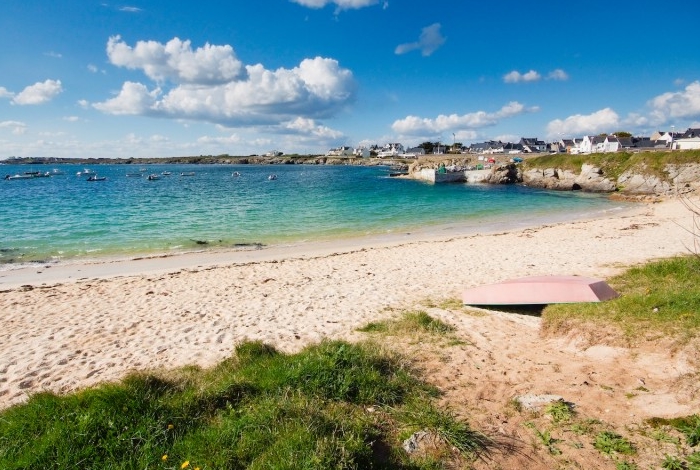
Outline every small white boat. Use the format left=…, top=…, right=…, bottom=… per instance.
left=147, top=174, right=160, bottom=181
left=5, top=173, right=35, bottom=180
left=161, top=171, right=172, bottom=176
left=126, top=172, right=142, bottom=177
left=50, top=168, right=65, bottom=175
left=87, top=175, right=107, bottom=181
left=268, top=174, right=277, bottom=180
left=232, top=171, right=241, bottom=177
left=180, top=171, right=195, bottom=176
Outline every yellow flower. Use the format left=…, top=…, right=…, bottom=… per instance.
left=181, top=461, right=190, bottom=469
left=162, top=454, right=168, bottom=461
left=168, top=424, right=174, bottom=430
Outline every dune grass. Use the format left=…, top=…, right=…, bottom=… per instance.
left=0, top=338, right=490, bottom=469
left=541, top=256, right=700, bottom=343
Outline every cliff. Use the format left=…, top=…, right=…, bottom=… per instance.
left=407, top=151, right=700, bottom=198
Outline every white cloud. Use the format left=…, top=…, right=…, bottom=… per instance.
left=391, top=101, right=538, bottom=135
left=44, top=51, right=63, bottom=58
left=12, top=79, right=63, bottom=105
left=283, top=117, right=343, bottom=138
left=197, top=134, right=242, bottom=145
left=0, top=120, right=27, bottom=135
left=648, top=80, right=700, bottom=121
left=119, top=6, right=142, bottom=12
left=106, top=35, right=246, bottom=85
left=547, top=69, right=569, bottom=81
left=0, top=87, right=13, bottom=99
left=546, top=108, right=620, bottom=137
left=503, top=70, right=541, bottom=83
left=63, top=116, right=80, bottom=122
left=290, top=0, right=378, bottom=9
left=95, top=37, right=356, bottom=126
left=395, top=23, right=446, bottom=57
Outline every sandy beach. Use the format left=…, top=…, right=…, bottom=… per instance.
left=1, top=196, right=698, bottom=418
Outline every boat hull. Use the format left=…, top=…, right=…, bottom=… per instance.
left=462, top=275, right=619, bottom=305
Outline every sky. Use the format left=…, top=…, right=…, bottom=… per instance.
left=1, top=0, right=700, bottom=159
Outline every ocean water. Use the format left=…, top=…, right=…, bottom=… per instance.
left=1, top=163, right=626, bottom=268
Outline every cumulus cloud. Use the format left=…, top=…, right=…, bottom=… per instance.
left=0, top=87, right=13, bottom=99
left=392, top=101, right=538, bottom=135
left=503, top=70, right=541, bottom=83
left=94, top=81, right=161, bottom=115
left=106, top=36, right=246, bottom=85
left=546, top=108, right=620, bottom=137
left=395, top=23, right=446, bottom=57
left=290, top=0, right=378, bottom=9
left=283, top=117, right=343, bottom=138
left=504, top=68, right=568, bottom=83
left=648, top=80, right=700, bottom=121
left=12, top=79, right=63, bottom=105
left=0, top=120, right=27, bottom=135
left=94, top=37, right=356, bottom=127
left=547, top=69, right=569, bottom=81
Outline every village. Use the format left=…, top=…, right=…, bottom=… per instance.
left=325, top=127, right=700, bottom=158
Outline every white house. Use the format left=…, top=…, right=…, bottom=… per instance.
left=377, top=143, right=405, bottom=157
left=353, top=147, right=371, bottom=158
left=326, top=146, right=354, bottom=157
left=674, top=137, right=700, bottom=150
left=579, top=135, right=606, bottom=154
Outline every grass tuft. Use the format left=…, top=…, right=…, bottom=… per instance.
left=542, top=256, right=700, bottom=343
left=593, top=431, right=636, bottom=456
left=0, top=339, right=486, bottom=469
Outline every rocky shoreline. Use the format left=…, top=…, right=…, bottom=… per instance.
left=406, top=153, right=700, bottom=198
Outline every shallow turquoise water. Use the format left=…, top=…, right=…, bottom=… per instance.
left=0, top=163, right=625, bottom=267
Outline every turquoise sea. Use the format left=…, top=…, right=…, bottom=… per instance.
left=1, top=163, right=627, bottom=268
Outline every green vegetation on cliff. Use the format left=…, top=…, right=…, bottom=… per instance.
left=524, top=150, right=700, bottom=182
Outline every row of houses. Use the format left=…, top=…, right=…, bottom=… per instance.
left=325, top=128, right=700, bottom=159
left=469, top=128, right=700, bottom=155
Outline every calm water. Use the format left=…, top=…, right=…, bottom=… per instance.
left=1, top=163, right=626, bottom=268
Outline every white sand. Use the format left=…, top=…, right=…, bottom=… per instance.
left=1, top=197, right=697, bottom=410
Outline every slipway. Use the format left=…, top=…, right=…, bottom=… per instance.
left=462, top=275, right=619, bottom=305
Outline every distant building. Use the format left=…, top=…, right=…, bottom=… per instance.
left=519, top=137, right=547, bottom=153
left=377, top=143, right=405, bottom=157
left=326, top=146, right=354, bottom=157
left=674, top=137, right=700, bottom=150
left=405, top=146, right=426, bottom=156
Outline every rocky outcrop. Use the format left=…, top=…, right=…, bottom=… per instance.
left=482, top=163, right=522, bottom=184
left=522, top=164, right=616, bottom=192
left=523, top=163, right=700, bottom=196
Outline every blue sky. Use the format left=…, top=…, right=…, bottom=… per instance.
left=1, top=0, right=699, bottom=159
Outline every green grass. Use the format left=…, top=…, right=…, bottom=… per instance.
left=593, top=431, right=636, bottom=456
left=542, top=256, right=700, bottom=342
left=647, top=415, right=700, bottom=447
left=523, top=149, right=700, bottom=183
left=0, top=339, right=490, bottom=469
left=357, top=310, right=456, bottom=336
left=544, top=400, right=576, bottom=424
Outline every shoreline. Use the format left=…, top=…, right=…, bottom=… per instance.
left=0, top=198, right=634, bottom=290
left=0, top=196, right=697, bottom=410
